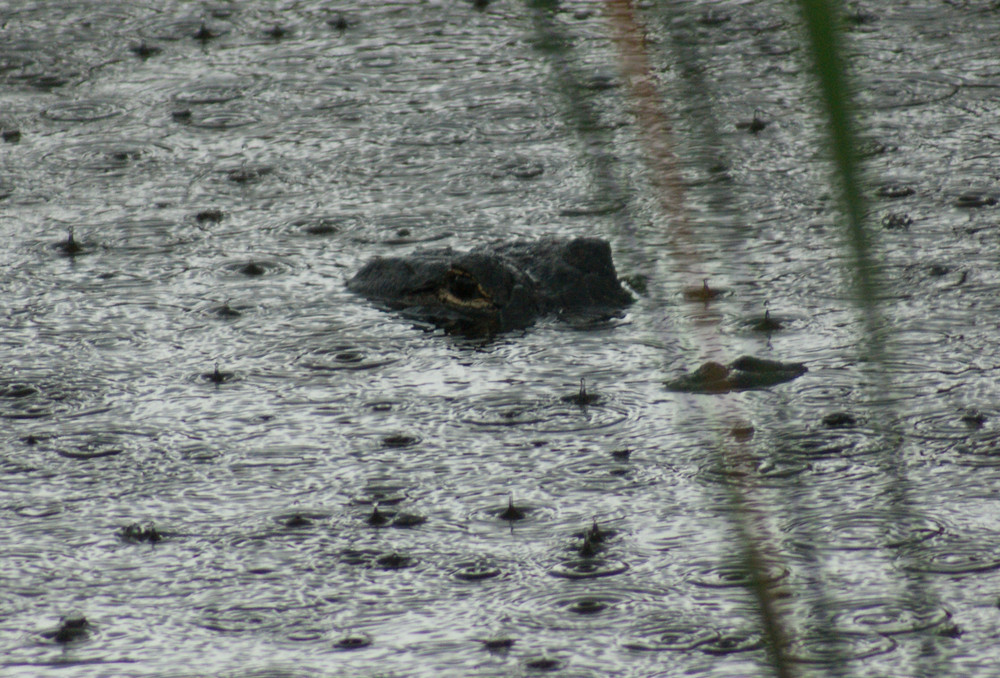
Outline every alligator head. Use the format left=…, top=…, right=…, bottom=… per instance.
left=347, top=237, right=632, bottom=336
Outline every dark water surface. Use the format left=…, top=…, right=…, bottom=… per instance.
left=3, top=0, right=1000, bottom=676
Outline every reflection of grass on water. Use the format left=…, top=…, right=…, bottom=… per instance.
left=528, top=0, right=936, bottom=675
left=797, top=0, right=883, bottom=356
left=790, top=6, right=944, bottom=678
left=784, top=2, right=921, bottom=674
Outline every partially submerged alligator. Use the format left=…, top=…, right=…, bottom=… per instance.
left=347, top=236, right=633, bottom=335
left=666, top=356, right=807, bottom=394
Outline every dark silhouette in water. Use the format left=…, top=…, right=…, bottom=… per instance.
left=500, top=495, right=526, bottom=521
left=348, top=237, right=633, bottom=336
left=204, top=362, right=235, bottom=384
left=336, top=634, right=371, bottom=650
left=481, top=637, right=515, bottom=652
left=563, top=377, right=600, bottom=406
left=194, top=22, right=218, bottom=43
left=44, top=615, right=90, bottom=644
left=120, top=522, right=161, bottom=544
left=666, top=356, right=807, bottom=394
left=55, top=228, right=84, bottom=257
left=752, top=309, right=784, bottom=332
left=239, top=260, right=267, bottom=276
left=683, top=278, right=725, bottom=302
left=284, top=513, right=312, bottom=528
left=327, top=14, right=350, bottom=31
left=129, top=41, right=161, bottom=59
left=367, top=505, right=389, bottom=526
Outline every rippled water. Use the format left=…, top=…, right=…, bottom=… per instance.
left=3, top=0, right=1000, bottom=676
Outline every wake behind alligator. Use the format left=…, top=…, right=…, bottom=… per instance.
left=347, top=236, right=634, bottom=336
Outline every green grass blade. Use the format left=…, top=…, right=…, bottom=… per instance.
left=795, top=0, right=882, bottom=350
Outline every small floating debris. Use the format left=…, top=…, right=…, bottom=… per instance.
left=213, top=300, right=242, bottom=318
left=32, top=74, right=70, bottom=90
left=683, top=279, right=724, bottom=302
left=481, top=637, right=515, bottom=651
left=960, top=409, right=987, bottom=429
left=736, top=110, right=768, bottom=134
left=366, top=505, right=390, bottom=527
left=264, top=24, right=288, bottom=39
left=381, top=434, right=418, bottom=448
left=954, top=191, right=998, bottom=208
left=666, top=356, right=807, bottom=394
left=586, top=520, right=606, bottom=544
left=120, top=522, right=161, bottom=544
left=569, top=597, right=609, bottom=614
left=578, top=532, right=600, bottom=558
left=524, top=655, right=561, bottom=671
left=193, top=22, right=219, bottom=42
left=335, top=633, right=371, bottom=650
left=610, top=447, right=631, bottom=460
left=129, top=41, right=161, bottom=59
left=295, top=217, right=340, bottom=236
left=575, top=520, right=615, bottom=558
left=54, top=228, right=84, bottom=257
left=390, top=512, right=427, bottom=528
left=2, top=382, right=36, bottom=398
left=375, top=551, right=412, bottom=570
left=284, top=513, right=312, bottom=528
left=730, top=424, right=755, bottom=441
left=822, top=412, right=857, bottom=428
left=876, top=183, right=915, bottom=199
left=751, top=309, right=783, bottom=332
left=203, top=362, right=235, bottom=384
left=499, top=495, right=526, bottom=521
left=881, top=212, right=912, bottom=230
left=239, top=260, right=267, bottom=276
left=2, top=128, right=21, bottom=143
left=227, top=166, right=271, bottom=184
left=327, top=14, right=350, bottom=31
left=562, top=378, right=599, bottom=406
left=195, top=208, right=224, bottom=223
left=454, top=562, right=501, bottom=581
left=43, top=615, right=90, bottom=644
left=937, top=622, right=963, bottom=638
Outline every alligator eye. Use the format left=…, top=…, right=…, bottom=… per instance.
left=447, top=271, right=482, bottom=300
